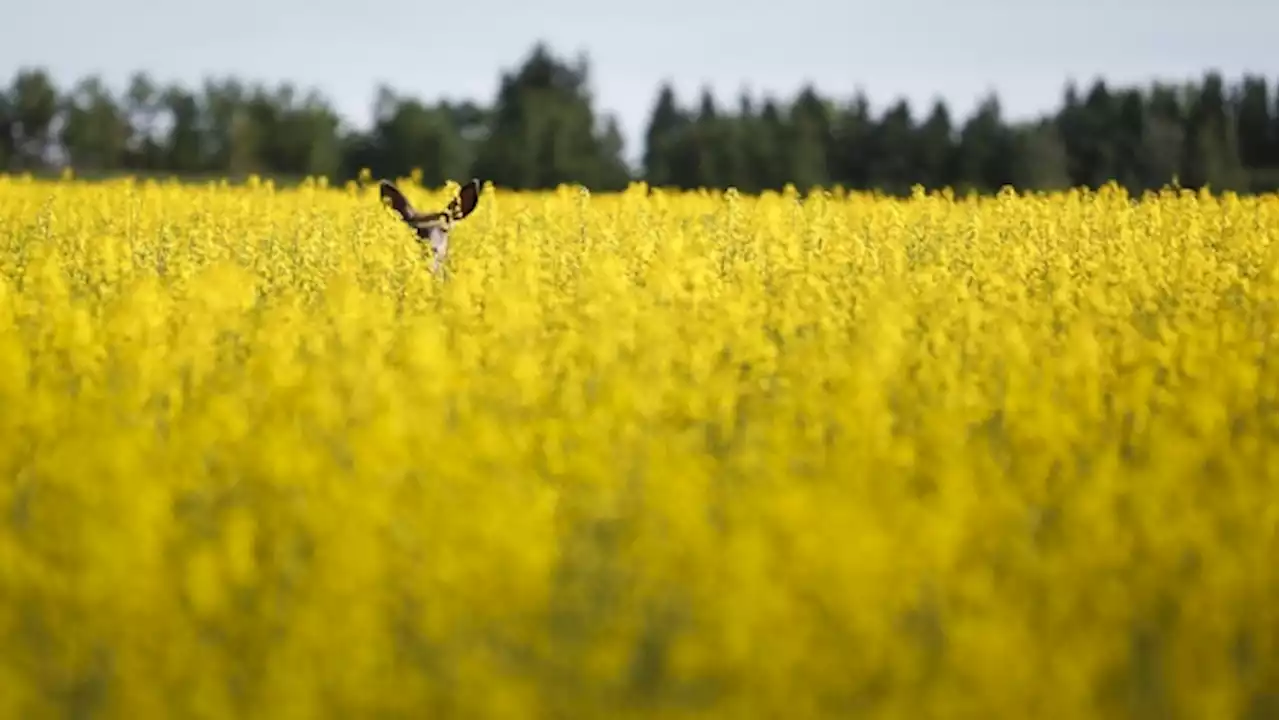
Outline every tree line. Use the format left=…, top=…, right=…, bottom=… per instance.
left=2, top=43, right=1276, bottom=194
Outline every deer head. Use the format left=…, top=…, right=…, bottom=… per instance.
left=378, top=178, right=481, bottom=273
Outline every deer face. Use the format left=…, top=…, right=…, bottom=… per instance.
left=378, top=178, right=481, bottom=273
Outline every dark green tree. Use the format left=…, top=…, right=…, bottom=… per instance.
left=1181, top=71, right=1248, bottom=191
left=953, top=94, right=1015, bottom=192
left=744, top=96, right=788, bottom=191
left=199, top=78, right=247, bottom=174
left=472, top=43, right=630, bottom=190
left=868, top=98, right=916, bottom=194
left=162, top=83, right=203, bottom=173
left=914, top=99, right=955, bottom=190
left=351, top=85, right=471, bottom=185
left=786, top=85, right=832, bottom=191
left=1112, top=89, right=1145, bottom=191
left=122, top=72, right=164, bottom=172
left=1138, top=82, right=1186, bottom=190
left=1, top=50, right=1273, bottom=195
left=60, top=76, right=128, bottom=172
left=829, top=91, right=873, bottom=189
left=1010, top=120, right=1070, bottom=190
left=642, top=82, right=686, bottom=187
left=8, top=68, right=59, bottom=170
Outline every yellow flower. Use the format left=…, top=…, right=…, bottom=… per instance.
left=0, top=174, right=1273, bottom=719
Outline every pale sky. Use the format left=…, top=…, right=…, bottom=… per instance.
left=2, top=0, right=1276, bottom=167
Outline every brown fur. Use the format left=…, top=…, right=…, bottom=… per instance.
left=378, top=179, right=482, bottom=274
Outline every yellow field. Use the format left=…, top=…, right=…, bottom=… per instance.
left=0, top=174, right=1275, bottom=720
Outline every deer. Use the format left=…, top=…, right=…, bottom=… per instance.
left=378, top=178, right=482, bottom=275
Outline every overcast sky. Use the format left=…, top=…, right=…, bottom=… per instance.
left=2, top=0, right=1276, bottom=167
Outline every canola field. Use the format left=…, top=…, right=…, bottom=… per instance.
left=0, top=174, right=1275, bottom=720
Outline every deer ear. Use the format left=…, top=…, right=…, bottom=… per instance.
left=448, top=179, right=481, bottom=221
left=379, top=180, right=417, bottom=223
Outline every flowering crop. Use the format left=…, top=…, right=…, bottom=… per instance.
left=0, top=174, right=1275, bottom=719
